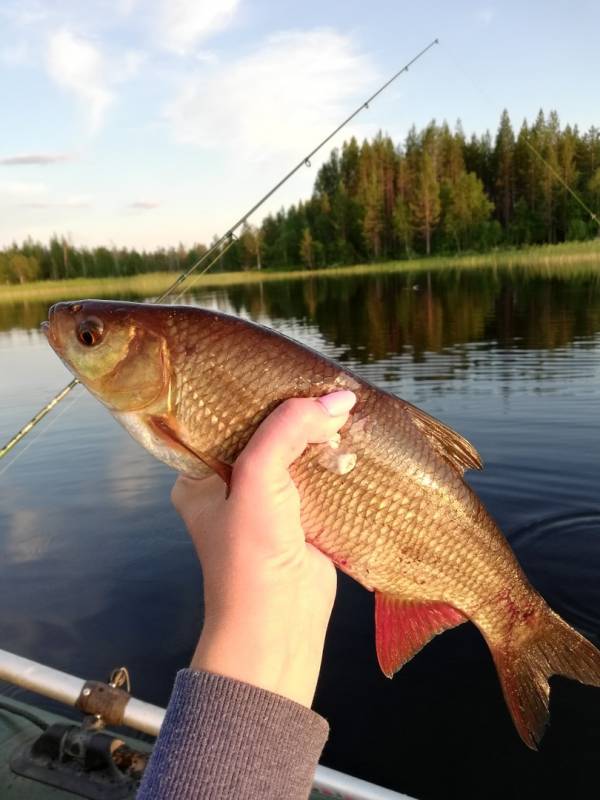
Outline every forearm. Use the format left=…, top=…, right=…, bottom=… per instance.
left=143, top=394, right=354, bottom=799
left=192, top=554, right=335, bottom=707
left=137, top=669, right=329, bottom=800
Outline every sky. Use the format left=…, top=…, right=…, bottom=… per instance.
left=0, top=0, right=598, bottom=250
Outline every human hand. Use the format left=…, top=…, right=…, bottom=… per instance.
left=171, top=390, right=357, bottom=708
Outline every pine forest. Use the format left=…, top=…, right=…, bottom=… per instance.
left=2, top=109, right=600, bottom=284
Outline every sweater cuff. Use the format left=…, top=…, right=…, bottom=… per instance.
left=137, top=669, right=329, bottom=799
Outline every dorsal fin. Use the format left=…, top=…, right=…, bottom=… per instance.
left=404, top=403, right=483, bottom=473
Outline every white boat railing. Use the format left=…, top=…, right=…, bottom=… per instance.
left=0, top=647, right=412, bottom=800
left=0, top=647, right=163, bottom=735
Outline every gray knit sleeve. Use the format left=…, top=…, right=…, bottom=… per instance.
left=137, top=669, right=329, bottom=799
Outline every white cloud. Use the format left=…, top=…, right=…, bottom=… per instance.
left=160, top=0, right=240, bottom=54
left=0, top=41, right=31, bottom=66
left=0, top=180, right=92, bottom=210
left=24, top=195, right=92, bottom=209
left=1, top=1, right=49, bottom=28
left=166, top=29, right=377, bottom=160
left=0, top=180, right=48, bottom=200
left=193, top=49, right=218, bottom=65
left=117, top=0, right=140, bottom=15
left=63, top=195, right=92, bottom=207
left=0, top=153, right=72, bottom=166
left=119, top=49, right=146, bottom=80
left=128, top=200, right=160, bottom=210
left=46, top=28, right=113, bottom=132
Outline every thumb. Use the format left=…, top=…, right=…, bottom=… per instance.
left=232, top=391, right=356, bottom=494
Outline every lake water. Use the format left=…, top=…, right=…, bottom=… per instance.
left=1, top=267, right=599, bottom=799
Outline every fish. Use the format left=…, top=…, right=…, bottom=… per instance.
left=43, top=298, right=600, bottom=748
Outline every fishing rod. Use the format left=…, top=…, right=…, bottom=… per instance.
left=0, top=37, right=439, bottom=462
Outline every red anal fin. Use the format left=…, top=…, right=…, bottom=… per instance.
left=147, top=415, right=232, bottom=489
left=375, top=593, right=467, bottom=678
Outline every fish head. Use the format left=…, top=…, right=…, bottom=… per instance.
left=44, top=300, right=170, bottom=412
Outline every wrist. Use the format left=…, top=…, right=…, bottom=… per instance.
left=190, top=599, right=331, bottom=707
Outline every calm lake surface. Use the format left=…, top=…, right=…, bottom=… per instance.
left=1, top=266, right=599, bottom=799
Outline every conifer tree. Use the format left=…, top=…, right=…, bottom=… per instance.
left=589, top=168, right=600, bottom=222
left=494, top=110, right=515, bottom=230
left=393, top=196, right=413, bottom=256
left=409, top=150, right=441, bottom=255
left=443, top=172, right=494, bottom=251
left=299, top=227, right=315, bottom=269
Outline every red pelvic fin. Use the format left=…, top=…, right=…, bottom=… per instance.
left=375, top=593, right=467, bottom=678
left=147, top=415, right=232, bottom=488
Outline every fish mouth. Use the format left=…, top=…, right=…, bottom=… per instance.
left=41, top=305, right=58, bottom=347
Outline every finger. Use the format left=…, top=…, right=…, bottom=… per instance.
left=233, top=391, right=356, bottom=488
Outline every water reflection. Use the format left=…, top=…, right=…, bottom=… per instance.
left=211, top=269, right=600, bottom=361
left=2, top=267, right=600, bottom=359
left=1, top=265, right=600, bottom=800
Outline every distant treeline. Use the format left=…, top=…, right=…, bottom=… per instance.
left=0, top=239, right=211, bottom=285
left=1, top=109, right=599, bottom=284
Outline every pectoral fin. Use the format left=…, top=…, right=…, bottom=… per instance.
left=147, top=415, right=232, bottom=488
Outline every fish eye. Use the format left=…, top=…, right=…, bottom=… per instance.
left=77, top=318, right=104, bottom=347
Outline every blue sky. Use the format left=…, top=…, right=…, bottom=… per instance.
left=0, top=0, right=598, bottom=250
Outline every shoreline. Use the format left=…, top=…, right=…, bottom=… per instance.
left=1, top=240, right=599, bottom=304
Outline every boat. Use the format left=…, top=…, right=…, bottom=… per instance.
left=0, top=648, right=412, bottom=799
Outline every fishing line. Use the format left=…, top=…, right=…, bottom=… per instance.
left=0, top=390, right=81, bottom=478
left=444, top=43, right=600, bottom=230
left=170, top=237, right=238, bottom=302
left=523, top=139, right=600, bottom=227
left=0, top=37, right=439, bottom=462
left=0, top=378, right=79, bottom=460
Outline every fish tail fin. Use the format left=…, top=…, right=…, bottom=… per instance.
left=490, top=608, right=600, bottom=749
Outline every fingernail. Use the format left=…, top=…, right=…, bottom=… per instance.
left=318, top=390, right=357, bottom=416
